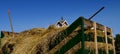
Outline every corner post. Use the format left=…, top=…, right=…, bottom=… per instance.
left=80, top=17, right=85, bottom=54
left=94, top=22, right=98, bottom=54
left=104, top=26, right=108, bottom=54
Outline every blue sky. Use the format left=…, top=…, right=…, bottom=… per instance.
left=0, top=0, right=120, bottom=36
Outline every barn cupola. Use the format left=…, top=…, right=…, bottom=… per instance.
left=56, top=17, right=68, bottom=28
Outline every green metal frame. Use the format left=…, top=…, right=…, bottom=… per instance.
left=75, top=17, right=85, bottom=54
left=49, top=17, right=85, bottom=50
left=50, top=17, right=85, bottom=54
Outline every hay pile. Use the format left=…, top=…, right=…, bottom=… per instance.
left=1, top=25, right=67, bottom=54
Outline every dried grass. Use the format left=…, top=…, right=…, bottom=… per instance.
left=9, top=25, right=66, bottom=54
left=1, top=25, right=113, bottom=54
